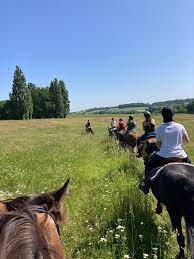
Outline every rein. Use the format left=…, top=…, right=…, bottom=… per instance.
left=28, top=207, right=60, bottom=237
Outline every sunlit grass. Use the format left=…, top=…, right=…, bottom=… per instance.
left=0, top=114, right=193, bottom=258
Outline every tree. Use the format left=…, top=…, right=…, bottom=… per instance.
left=0, top=100, right=11, bottom=120
left=187, top=101, right=194, bottom=114
left=49, top=78, right=64, bottom=118
left=10, top=66, right=33, bottom=119
left=29, top=84, right=53, bottom=118
left=59, top=80, right=70, bottom=117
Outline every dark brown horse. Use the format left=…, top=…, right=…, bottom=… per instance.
left=149, top=163, right=194, bottom=258
left=0, top=179, right=70, bottom=259
left=142, top=139, right=194, bottom=259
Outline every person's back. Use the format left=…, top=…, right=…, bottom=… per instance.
left=156, top=121, right=188, bottom=158
left=126, top=116, right=136, bottom=132
left=86, top=120, right=91, bottom=128
left=143, top=117, right=155, bottom=134
left=118, top=119, right=125, bottom=132
left=111, top=118, right=117, bottom=128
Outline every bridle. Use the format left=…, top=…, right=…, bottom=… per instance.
left=28, top=207, right=60, bottom=237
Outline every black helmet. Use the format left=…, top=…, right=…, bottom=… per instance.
left=144, top=111, right=151, bottom=118
left=162, top=107, right=174, bottom=122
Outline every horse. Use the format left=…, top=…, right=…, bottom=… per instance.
left=141, top=141, right=194, bottom=258
left=149, top=163, right=194, bottom=259
left=123, top=131, right=140, bottom=155
left=0, top=179, right=70, bottom=259
left=85, top=126, right=94, bottom=134
left=108, top=126, right=117, bottom=139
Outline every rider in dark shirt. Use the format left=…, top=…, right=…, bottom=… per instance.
left=126, top=116, right=136, bottom=132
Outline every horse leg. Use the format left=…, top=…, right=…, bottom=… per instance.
left=155, top=201, right=163, bottom=214
left=167, top=208, right=185, bottom=258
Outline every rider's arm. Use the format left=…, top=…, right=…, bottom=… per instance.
left=142, top=121, right=146, bottom=130
left=182, top=126, right=189, bottom=144
left=182, top=132, right=190, bottom=144
left=156, top=127, right=161, bottom=149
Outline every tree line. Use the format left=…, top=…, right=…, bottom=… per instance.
left=0, top=66, right=70, bottom=120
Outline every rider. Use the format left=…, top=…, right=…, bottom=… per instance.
left=85, top=120, right=91, bottom=129
left=126, top=115, right=136, bottom=132
left=110, top=117, right=117, bottom=129
left=117, top=118, right=126, bottom=132
left=137, top=111, right=156, bottom=156
left=140, top=106, right=191, bottom=194
left=117, top=118, right=126, bottom=142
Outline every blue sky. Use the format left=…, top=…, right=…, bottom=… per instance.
left=0, top=0, right=194, bottom=111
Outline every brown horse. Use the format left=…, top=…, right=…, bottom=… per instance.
left=140, top=137, right=157, bottom=159
left=123, top=131, right=140, bottom=155
left=0, top=179, right=70, bottom=259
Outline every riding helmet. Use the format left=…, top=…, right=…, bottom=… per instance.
left=144, top=111, right=151, bottom=118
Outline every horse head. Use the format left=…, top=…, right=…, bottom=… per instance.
left=0, top=179, right=70, bottom=225
left=142, top=137, right=159, bottom=159
left=0, top=179, right=70, bottom=258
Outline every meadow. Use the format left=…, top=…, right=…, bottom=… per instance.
left=0, top=114, right=194, bottom=259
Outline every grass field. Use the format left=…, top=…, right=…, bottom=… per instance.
left=0, top=114, right=194, bottom=258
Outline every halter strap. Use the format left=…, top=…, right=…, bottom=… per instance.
left=28, top=207, right=60, bottom=236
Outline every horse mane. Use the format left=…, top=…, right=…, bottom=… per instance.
left=3, top=195, right=30, bottom=211
left=0, top=209, right=58, bottom=259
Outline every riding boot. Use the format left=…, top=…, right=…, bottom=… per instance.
left=139, top=177, right=150, bottom=194
left=139, top=169, right=151, bottom=194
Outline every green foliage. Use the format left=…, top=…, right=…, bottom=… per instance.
left=187, top=101, right=194, bottom=114
left=0, top=68, right=70, bottom=120
left=9, top=66, right=32, bottom=119
left=49, top=78, right=64, bottom=118
left=0, top=100, right=12, bottom=119
left=59, top=80, right=70, bottom=117
left=80, top=99, right=194, bottom=115
left=29, top=84, right=52, bottom=119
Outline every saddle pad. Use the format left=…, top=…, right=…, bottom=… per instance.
left=150, top=162, right=194, bottom=182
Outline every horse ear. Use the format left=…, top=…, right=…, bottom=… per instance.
left=53, top=179, right=70, bottom=205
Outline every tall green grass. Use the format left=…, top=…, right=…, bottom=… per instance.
left=0, top=114, right=193, bottom=258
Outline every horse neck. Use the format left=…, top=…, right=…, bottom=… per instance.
left=37, top=213, right=65, bottom=258
left=0, top=211, right=64, bottom=259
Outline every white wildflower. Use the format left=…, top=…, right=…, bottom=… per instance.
left=99, top=237, right=107, bottom=242
left=116, top=225, right=125, bottom=230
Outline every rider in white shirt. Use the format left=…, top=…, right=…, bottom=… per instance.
left=155, top=107, right=190, bottom=161
left=156, top=120, right=189, bottom=159
left=140, top=106, right=191, bottom=194
left=110, top=118, right=117, bottom=128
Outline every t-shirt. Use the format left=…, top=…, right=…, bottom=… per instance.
left=143, top=119, right=155, bottom=133
left=156, top=121, right=188, bottom=158
left=111, top=120, right=117, bottom=128
left=118, top=121, right=125, bottom=131
left=127, top=121, right=136, bottom=131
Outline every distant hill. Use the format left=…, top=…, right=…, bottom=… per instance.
left=77, top=98, right=194, bottom=114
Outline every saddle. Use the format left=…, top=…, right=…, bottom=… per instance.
left=149, top=158, right=186, bottom=182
